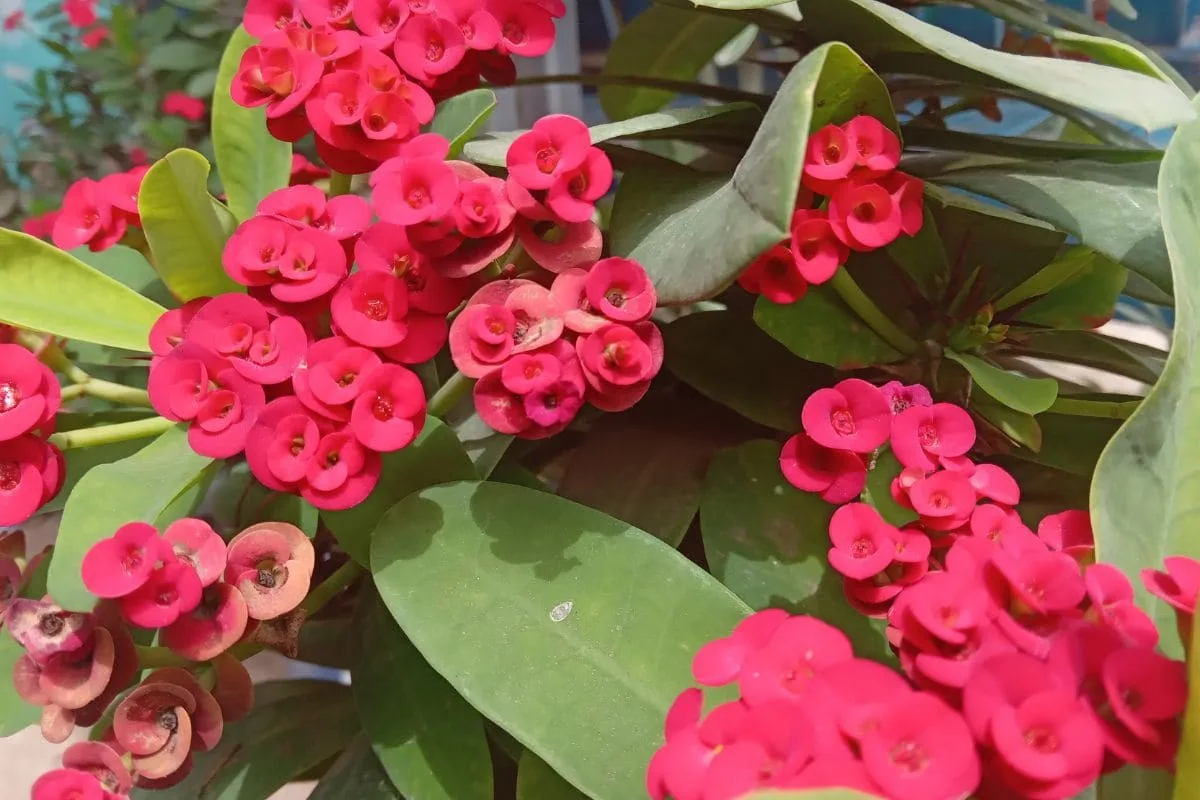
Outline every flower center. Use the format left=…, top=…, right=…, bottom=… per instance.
left=257, top=568, right=278, bottom=588
left=337, top=371, right=358, bottom=388
left=39, top=614, right=65, bottom=637
left=1024, top=727, right=1058, bottom=753
left=364, top=297, right=389, bottom=321
left=425, top=38, right=444, bottom=61
left=0, top=381, right=18, bottom=412
left=372, top=395, right=394, bottom=421
left=830, top=409, right=856, bottom=436
left=535, top=145, right=559, bottom=174
left=917, top=423, right=939, bottom=448
left=823, top=143, right=841, bottom=163
left=122, top=546, right=143, bottom=573
left=604, top=288, right=626, bottom=307
left=888, top=741, right=928, bottom=773
left=156, top=585, right=178, bottom=606
left=851, top=536, right=876, bottom=559
left=853, top=201, right=876, bottom=222
left=503, top=20, right=525, bottom=44
left=157, top=708, right=179, bottom=732
left=407, top=187, right=429, bottom=208
left=798, top=239, right=820, bottom=261
left=0, top=460, right=19, bottom=492
left=929, top=491, right=950, bottom=510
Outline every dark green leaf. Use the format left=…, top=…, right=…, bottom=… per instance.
left=700, top=441, right=890, bottom=661
left=609, top=43, right=894, bottom=304
left=309, top=736, right=401, bottom=800
left=205, top=461, right=319, bottom=537
left=354, top=586, right=493, bottom=800
left=138, top=148, right=242, bottom=300
left=213, top=26, right=292, bottom=222
left=886, top=205, right=947, bottom=301
left=1011, top=330, right=1164, bottom=386
left=664, top=309, right=833, bottom=431
left=370, top=481, right=750, bottom=799
left=297, top=618, right=360, bottom=669
left=1017, top=252, right=1127, bottom=330
left=48, top=425, right=213, bottom=611
left=0, top=230, right=165, bottom=351
left=599, top=6, right=747, bottom=120
left=754, top=288, right=902, bottom=369
left=146, top=39, right=215, bottom=71
left=516, top=752, right=588, bottom=800
left=947, top=351, right=1058, bottom=414
left=972, top=392, right=1043, bottom=452
left=429, top=89, right=497, bottom=158
left=451, top=412, right=514, bottom=479
left=186, top=68, right=219, bottom=100
left=863, top=448, right=918, bottom=526
left=901, top=126, right=1162, bottom=165
left=322, top=416, right=476, bottom=564
left=1093, top=95, right=1200, bottom=657
left=1018, top=412, right=1119, bottom=477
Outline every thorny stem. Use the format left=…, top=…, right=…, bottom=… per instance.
left=1048, top=397, right=1140, bottom=420
left=828, top=268, right=921, bottom=356
left=427, top=371, right=472, bottom=418
left=329, top=171, right=353, bottom=197
left=48, top=416, right=175, bottom=450
left=16, top=331, right=89, bottom=384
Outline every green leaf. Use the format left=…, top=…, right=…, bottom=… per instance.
left=146, top=39, right=215, bottom=71
left=1052, top=28, right=1169, bottom=82
left=297, top=618, right=361, bottom=669
left=863, top=448, right=918, bottom=527
left=138, top=148, right=242, bottom=301
left=1093, top=94, right=1200, bottom=658
left=1012, top=330, right=1164, bottom=386
left=754, top=288, right=902, bottom=369
left=556, top=395, right=757, bottom=546
left=204, top=461, right=319, bottom=537
left=947, top=351, right=1058, bottom=414
left=901, top=126, right=1162, bottom=165
left=71, top=244, right=176, bottom=308
left=322, top=416, right=475, bottom=565
left=0, top=230, right=166, bottom=351
left=1017, top=252, right=1127, bottom=331
left=1018, top=412, right=1119, bottom=478
left=185, top=68, right=219, bottom=102
left=429, top=88, right=497, bottom=158
left=1175, top=611, right=1200, bottom=798
left=370, top=481, right=750, bottom=800
left=885, top=205, right=947, bottom=301
left=700, top=441, right=890, bottom=661
left=782, top=0, right=1194, bottom=131
left=41, top=437, right=151, bottom=515
left=516, top=751, right=589, bottom=800
left=212, top=26, right=292, bottom=222
left=973, top=393, right=1044, bottom=453
left=934, top=160, right=1169, bottom=297
left=48, top=425, right=213, bottom=611
left=452, top=412, right=514, bottom=479
left=664, top=309, right=834, bottom=431
left=996, top=245, right=1106, bottom=312
left=0, top=635, right=39, bottom=737
left=354, top=585, right=493, bottom=800
left=599, top=6, right=748, bottom=120
left=309, top=735, right=401, bottom=800
left=610, top=43, right=894, bottom=304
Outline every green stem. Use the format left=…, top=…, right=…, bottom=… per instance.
left=16, top=331, right=89, bottom=384
left=510, top=72, right=771, bottom=107
left=1047, top=397, right=1140, bottom=420
left=329, top=171, right=353, bottom=197
left=135, top=645, right=195, bottom=669
left=48, top=416, right=175, bottom=450
left=828, top=268, right=921, bottom=356
left=427, top=371, right=472, bottom=418
left=64, top=378, right=152, bottom=407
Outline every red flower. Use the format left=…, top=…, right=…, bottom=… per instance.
left=473, top=340, right=585, bottom=439
left=843, top=115, right=901, bottom=176
left=371, top=153, right=459, bottom=225
left=449, top=280, right=564, bottom=377
left=259, top=184, right=372, bottom=242
left=81, top=521, right=169, bottom=599
left=223, top=216, right=348, bottom=304
left=243, top=0, right=304, bottom=37
left=21, top=209, right=61, bottom=240
left=891, top=402, right=977, bottom=471
left=739, top=615, right=854, bottom=706
left=828, top=179, right=903, bottom=252
left=576, top=321, right=663, bottom=412
left=827, top=503, right=898, bottom=580
left=393, top=14, right=467, bottom=81
left=350, top=363, right=427, bottom=451
left=2, top=10, right=24, bottom=30
left=789, top=210, right=848, bottom=285
left=489, top=0, right=556, bottom=57
left=1038, top=509, right=1095, bottom=565
left=546, top=148, right=612, bottom=223
left=162, top=518, right=227, bottom=587
left=802, top=123, right=857, bottom=194
left=52, top=178, right=126, bottom=252
left=800, top=378, right=891, bottom=454
left=880, top=380, right=932, bottom=415
left=858, top=692, right=980, bottom=800
left=352, top=0, right=411, bottom=47
left=230, top=44, right=325, bottom=141
left=909, top=470, right=977, bottom=531
left=80, top=25, right=108, bottom=48
left=162, top=582, right=248, bottom=661
left=307, top=70, right=429, bottom=173
left=780, top=433, right=867, bottom=505
left=62, top=0, right=95, bottom=27
left=32, top=769, right=106, bottom=800
left=0, top=343, right=60, bottom=441
left=0, top=435, right=63, bottom=526
left=182, top=293, right=309, bottom=386
left=506, top=114, right=591, bottom=191
left=289, top=153, right=331, bottom=185
left=118, top=557, right=203, bottom=628
left=737, top=244, right=808, bottom=305
left=161, top=91, right=206, bottom=122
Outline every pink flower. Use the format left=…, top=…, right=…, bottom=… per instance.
left=789, top=211, right=848, bottom=285
left=489, top=0, right=556, bottom=57
left=149, top=297, right=210, bottom=360
left=506, top=114, right=591, bottom=191
left=582, top=257, right=656, bottom=323
left=112, top=682, right=196, bottom=780
left=356, top=223, right=466, bottom=312
left=224, top=521, right=315, bottom=619
left=258, top=185, right=372, bottom=242
left=118, top=557, right=203, bottom=628
left=1143, top=555, right=1200, bottom=616
left=909, top=470, right=976, bottom=531
left=162, top=518, right=227, bottom=587
left=0, top=343, right=60, bottom=441
left=289, top=153, right=330, bottom=185
left=3, top=10, right=24, bottom=31
left=858, top=692, right=980, bottom=800
left=515, top=215, right=603, bottom=273
left=292, top=336, right=382, bottom=422
left=1085, top=563, right=1158, bottom=647
left=32, top=769, right=106, bottom=800
left=968, top=464, right=1020, bottom=506
left=394, top=14, right=467, bottom=80
left=243, top=0, right=304, bottom=36
left=0, top=435, right=64, bottom=526
left=880, top=381, right=932, bottom=416
left=891, top=403, right=977, bottom=471
left=738, top=615, right=854, bottom=705
left=245, top=397, right=328, bottom=491
left=182, top=293, right=309, bottom=385
left=801, top=378, right=891, bottom=454
left=371, top=154, right=459, bottom=226
left=843, top=115, right=901, bottom=176
left=451, top=175, right=517, bottom=238
left=546, top=148, right=612, bottom=223
left=353, top=0, right=410, bottom=46
left=307, top=71, right=430, bottom=172
left=80, top=25, right=108, bottom=48
left=828, top=503, right=898, bottom=580
left=5, top=599, right=93, bottom=665
left=802, top=123, right=856, bottom=194
left=300, top=0, right=354, bottom=26
left=62, top=0, right=95, bottom=28
left=472, top=341, right=585, bottom=438
left=161, top=91, right=206, bottom=122
left=449, top=280, right=564, bottom=378
left=1038, top=509, right=1095, bottom=565
left=779, top=432, right=866, bottom=504
left=737, top=244, right=807, bottom=305
left=350, top=363, right=427, bottom=451
left=550, top=268, right=609, bottom=333
left=231, top=43, right=325, bottom=141
left=162, top=582, right=248, bottom=661
left=828, top=179, right=903, bottom=252
left=690, top=609, right=789, bottom=686
left=61, top=741, right=133, bottom=796
left=331, top=270, right=410, bottom=348
left=575, top=321, right=663, bottom=412
left=223, top=216, right=348, bottom=304
left=81, top=522, right=169, bottom=599
left=52, top=178, right=125, bottom=252
left=21, top=209, right=60, bottom=240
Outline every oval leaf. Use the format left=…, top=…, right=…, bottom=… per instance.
left=48, top=424, right=213, bottom=611
left=309, top=736, right=401, bottom=800
left=0, top=229, right=165, bottom=351
left=516, top=752, right=589, bottom=800
left=700, top=441, right=890, bottom=662
left=322, top=416, right=476, bottom=565
left=354, top=585, right=493, bottom=800
left=947, top=351, right=1059, bottom=415
left=599, top=6, right=748, bottom=120
left=138, top=148, right=242, bottom=301
left=610, top=43, right=896, bottom=304
left=754, top=288, right=902, bottom=369
left=0, top=634, right=39, bottom=737
left=1093, top=93, right=1200, bottom=657
left=213, top=26, right=292, bottom=222
left=370, top=481, right=750, bottom=800
left=429, top=88, right=497, bottom=158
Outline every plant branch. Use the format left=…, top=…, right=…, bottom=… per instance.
left=427, top=371, right=472, bottom=418
left=509, top=73, right=771, bottom=107
left=61, top=378, right=152, bottom=407
left=828, top=268, right=920, bottom=356
left=48, top=416, right=175, bottom=450
left=329, top=171, right=353, bottom=197
left=1047, top=397, right=1140, bottom=420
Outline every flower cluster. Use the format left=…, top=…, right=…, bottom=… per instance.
left=0, top=344, right=65, bottom=526
left=48, top=166, right=149, bottom=253
left=232, top=0, right=563, bottom=173
left=738, top=116, right=924, bottom=305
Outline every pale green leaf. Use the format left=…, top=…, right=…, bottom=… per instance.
left=429, top=88, right=497, bottom=158
left=948, top=351, right=1059, bottom=415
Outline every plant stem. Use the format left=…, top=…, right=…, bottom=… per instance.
left=48, top=416, right=175, bottom=450
left=62, top=378, right=152, bottom=407
left=329, top=171, right=353, bottom=196
left=828, top=268, right=921, bottom=356
left=135, top=645, right=194, bottom=669
left=16, top=331, right=89, bottom=384
left=510, top=72, right=771, bottom=107
left=1047, top=397, right=1140, bottom=420
left=427, top=371, right=472, bottom=418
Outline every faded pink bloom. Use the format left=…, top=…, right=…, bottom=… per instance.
left=224, top=521, right=316, bottom=620
left=162, top=518, right=227, bottom=587
left=162, top=582, right=249, bottom=661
